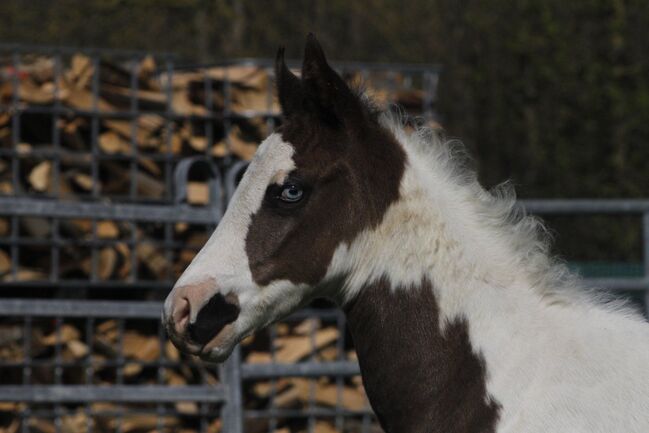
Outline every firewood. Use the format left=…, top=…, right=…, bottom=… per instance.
left=103, top=119, right=150, bottom=145
left=309, top=381, right=367, bottom=411
left=293, top=318, right=321, bottom=336
left=138, top=56, right=157, bottom=84
left=81, top=247, right=118, bottom=280
left=123, top=362, right=143, bottom=377
left=267, top=378, right=367, bottom=412
left=65, top=339, right=90, bottom=359
left=100, top=84, right=168, bottom=112
left=119, top=414, right=179, bottom=433
left=115, top=242, right=132, bottom=279
left=187, top=182, right=210, bottom=205
left=18, top=78, right=60, bottom=105
left=0, top=418, right=19, bottom=433
left=1, top=268, right=47, bottom=282
left=246, top=351, right=273, bottom=364
left=0, top=325, right=23, bottom=362
left=175, top=401, right=199, bottom=415
left=122, top=331, right=160, bottom=361
left=65, top=87, right=116, bottom=111
left=97, top=221, right=120, bottom=239
left=27, top=419, right=56, bottom=433
left=70, top=172, right=94, bottom=191
left=60, top=411, right=88, bottom=433
left=99, top=130, right=131, bottom=154
left=215, top=124, right=258, bottom=160
left=136, top=242, right=168, bottom=275
left=273, top=328, right=338, bottom=363
left=0, top=250, right=10, bottom=276
left=165, top=370, right=186, bottom=386
left=40, top=324, right=81, bottom=346
left=311, top=421, right=340, bottom=433
left=28, top=160, right=51, bottom=192
left=66, top=54, right=94, bottom=90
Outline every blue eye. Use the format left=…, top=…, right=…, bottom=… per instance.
left=279, top=184, right=303, bottom=202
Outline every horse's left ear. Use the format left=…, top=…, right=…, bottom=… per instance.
left=275, top=47, right=303, bottom=117
left=301, top=33, right=364, bottom=126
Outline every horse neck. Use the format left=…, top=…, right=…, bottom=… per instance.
left=336, top=156, right=553, bottom=432
left=344, top=277, right=501, bottom=433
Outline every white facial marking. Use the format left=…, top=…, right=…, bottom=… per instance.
left=174, top=133, right=294, bottom=291
left=164, top=133, right=297, bottom=357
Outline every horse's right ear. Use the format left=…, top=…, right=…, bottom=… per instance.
left=275, top=47, right=302, bottom=117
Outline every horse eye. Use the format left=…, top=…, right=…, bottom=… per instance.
left=279, top=184, right=303, bottom=203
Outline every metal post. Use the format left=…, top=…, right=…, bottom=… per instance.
left=221, top=346, right=244, bottom=433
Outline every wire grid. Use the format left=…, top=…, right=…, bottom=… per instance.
left=0, top=300, right=226, bottom=433
left=0, top=45, right=440, bottom=289
left=0, top=44, right=442, bottom=433
left=240, top=308, right=377, bottom=433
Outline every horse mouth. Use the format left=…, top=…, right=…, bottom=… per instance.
left=163, top=312, right=238, bottom=362
left=197, top=323, right=238, bottom=362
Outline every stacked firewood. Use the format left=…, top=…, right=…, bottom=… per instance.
left=0, top=52, right=433, bottom=432
left=0, top=53, right=434, bottom=285
left=0, top=315, right=373, bottom=433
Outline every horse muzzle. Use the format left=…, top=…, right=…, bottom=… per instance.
left=163, top=279, right=241, bottom=361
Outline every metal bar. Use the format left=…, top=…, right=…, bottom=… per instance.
left=0, top=385, right=227, bottom=403
left=0, top=280, right=173, bottom=289
left=244, top=407, right=374, bottom=419
left=0, top=299, right=163, bottom=318
left=241, top=361, right=361, bottom=379
left=0, top=196, right=220, bottom=223
left=221, top=346, right=244, bottom=433
left=520, top=199, right=649, bottom=214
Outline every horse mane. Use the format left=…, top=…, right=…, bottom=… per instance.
left=376, top=108, right=642, bottom=318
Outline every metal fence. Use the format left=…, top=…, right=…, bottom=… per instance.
left=0, top=44, right=648, bottom=433
left=0, top=44, right=441, bottom=433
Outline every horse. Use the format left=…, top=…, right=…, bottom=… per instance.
left=163, top=34, right=649, bottom=433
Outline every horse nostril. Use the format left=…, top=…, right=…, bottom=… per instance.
left=172, top=297, right=191, bottom=334
left=188, top=293, right=240, bottom=345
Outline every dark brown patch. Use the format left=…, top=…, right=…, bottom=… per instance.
left=189, top=292, right=240, bottom=345
left=244, top=36, right=406, bottom=286
left=345, top=278, right=501, bottom=433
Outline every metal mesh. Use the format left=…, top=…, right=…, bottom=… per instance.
left=240, top=309, right=375, bottom=433
left=0, top=300, right=225, bottom=433
left=0, top=44, right=442, bottom=433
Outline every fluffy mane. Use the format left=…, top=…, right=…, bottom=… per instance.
left=376, top=109, right=640, bottom=317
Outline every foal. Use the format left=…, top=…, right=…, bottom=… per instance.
left=164, top=35, right=649, bottom=433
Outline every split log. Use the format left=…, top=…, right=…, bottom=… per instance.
left=273, top=327, right=338, bottom=363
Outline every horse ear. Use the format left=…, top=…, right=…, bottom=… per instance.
left=301, top=33, right=364, bottom=126
left=275, top=47, right=303, bottom=117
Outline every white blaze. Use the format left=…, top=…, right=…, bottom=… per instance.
left=165, top=133, right=295, bottom=320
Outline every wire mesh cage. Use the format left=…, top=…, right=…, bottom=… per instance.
left=0, top=43, right=444, bottom=433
